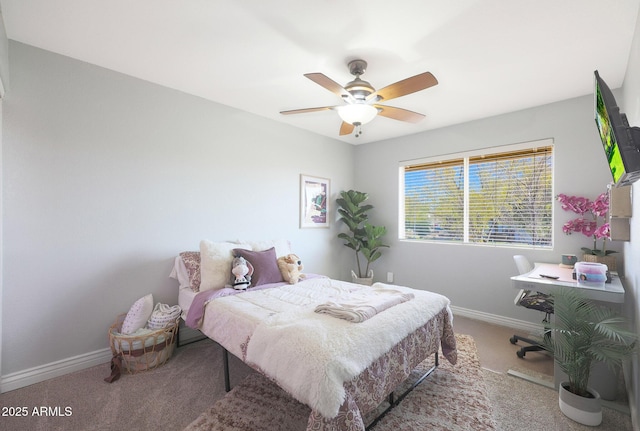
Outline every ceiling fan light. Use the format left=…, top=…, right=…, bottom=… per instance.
left=337, top=104, right=378, bottom=125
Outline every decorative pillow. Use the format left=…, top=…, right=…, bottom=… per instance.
left=233, top=247, right=284, bottom=286
left=179, top=251, right=201, bottom=292
left=146, top=303, right=182, bottom=330
left=241, top=239, right=292, bottom=258
left=200, top=240, right=251, bottom=291
left=121, top=294, right=154, bottom=335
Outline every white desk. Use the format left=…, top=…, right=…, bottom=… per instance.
left=509, top=262, right=626, bottom=400
left=511, top=262, right=625, bottom=303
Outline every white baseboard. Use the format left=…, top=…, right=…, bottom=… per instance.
left=0, top=307, right=541, bottom=394
left=0, top=347, right=112, bottom=393
left=450, top=305, right=543, bottom=334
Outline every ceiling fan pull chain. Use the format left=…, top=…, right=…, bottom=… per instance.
left=354, top=123, right=362, bottom=138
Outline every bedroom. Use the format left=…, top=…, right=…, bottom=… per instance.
left=0, top=0, right=639, bottom=429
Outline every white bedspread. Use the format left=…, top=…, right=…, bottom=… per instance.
left=241, top=280, right=450, bottom=419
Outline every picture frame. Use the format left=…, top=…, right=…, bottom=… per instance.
left=300, top=174, right=330, bottom=228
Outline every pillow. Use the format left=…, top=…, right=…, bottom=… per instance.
left=233, top=247, right=284, bottom=286
left=121, top=294, right=154, bottom=335
left=240, top=239, right=292, bottom=258
left=179, top=251, right=201, bottom=292
left=200, top=240, right=251, bottom=291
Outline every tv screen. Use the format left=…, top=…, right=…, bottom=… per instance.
left=594, top=70, right=640, bottom=187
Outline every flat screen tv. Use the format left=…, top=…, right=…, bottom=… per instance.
left=594, top=70, right=640, bottom=187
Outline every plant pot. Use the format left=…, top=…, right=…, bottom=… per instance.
left=558, top=382, right=602, bottom=426
left=351, top=270, right=373, bottom=286
left=582, top=253, right=617, bottom=272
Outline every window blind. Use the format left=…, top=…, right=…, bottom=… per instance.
left=402, top=144, right=553, bottom=248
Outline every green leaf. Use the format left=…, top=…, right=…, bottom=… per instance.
left=542, top=288, right=637, bottom=396
left=336, top=190, right=388, bottom=276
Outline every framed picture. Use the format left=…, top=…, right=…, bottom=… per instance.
left=300, top=174, right=330, bottom=228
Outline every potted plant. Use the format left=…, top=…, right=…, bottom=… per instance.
left=557, top=192, right=617, bottom=270
left=542, top=288, right=636, bottom=426
left=336, top=190, right=389, bottom=285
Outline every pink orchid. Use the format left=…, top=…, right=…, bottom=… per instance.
left=557, top=192, right=613, bottom=255
left=594, top=223, right=610, bottom=239
left=592, top=193, right=609, bottom=218
left=556, top=194, right=592, bottom=215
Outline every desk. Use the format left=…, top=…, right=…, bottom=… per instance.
left=511, top=262, right=625, bottom=303
left=509, top=262, right=626, bottom=398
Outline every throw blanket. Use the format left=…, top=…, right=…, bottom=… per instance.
left=245, top=282, right=452, bottom=419
left=314, top=288, right=414, bottom=322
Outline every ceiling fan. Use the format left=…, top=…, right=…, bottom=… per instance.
left=280, top=59, right=438, bottom=137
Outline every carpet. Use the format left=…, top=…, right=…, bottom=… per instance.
left=483, top=369, right=633, bottom=431
left=183, top=334, right=497, bottom=431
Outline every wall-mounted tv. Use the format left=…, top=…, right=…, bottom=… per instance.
left=594, top=70, right=640, bottom=187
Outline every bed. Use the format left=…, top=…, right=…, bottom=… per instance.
left=171, top=240, right=457, bottom=431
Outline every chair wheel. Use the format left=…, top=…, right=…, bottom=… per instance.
left=517, top=349, right=525, bottom=358
left=509, top=336, right=518, bottom=345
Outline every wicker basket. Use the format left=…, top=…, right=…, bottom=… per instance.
left=108, top=313, right=179, bottom=374
left=581, top=254, right=617, bottom=272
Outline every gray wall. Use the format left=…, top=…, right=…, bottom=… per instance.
left=1, top=42, right=354, bottom=376
left=0, top=8, right=8, bottom=392
left=354, top=95, right=617, bottom=321
left=0, top=10, right=9, bottom=94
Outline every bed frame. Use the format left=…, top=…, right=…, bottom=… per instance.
left=219, top=337, right=441, bottom=430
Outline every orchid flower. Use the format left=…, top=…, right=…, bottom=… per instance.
left=556, top=192, right=614, bottom=256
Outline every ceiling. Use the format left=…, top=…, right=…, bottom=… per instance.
left=1, top=0, right=639, bottom=145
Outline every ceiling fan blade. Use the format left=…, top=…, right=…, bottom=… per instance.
left=369, top=72, right=438, bottom=102
left=280, top=106, right=335, bottom=115
left=304, top=73, right=353, bottom=100
left=375, top=105, right=425, bottom=123
left=339, top=122, right=355, bottom=135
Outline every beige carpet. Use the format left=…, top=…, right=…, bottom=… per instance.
left=184, top=334, right=497, bottom=431
left=483, top=369, right=632, bottom=431
left=0, top=329, right=632, bottom=431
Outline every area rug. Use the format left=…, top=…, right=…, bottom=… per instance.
left=483, top=369, right=633, bottom=431
left=183, top=334, right=497, bottom=431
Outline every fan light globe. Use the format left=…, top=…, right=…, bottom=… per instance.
left=337, top=104, right=378, bottom=125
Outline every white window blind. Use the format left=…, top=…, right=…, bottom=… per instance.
left=401, top=142, right=553, bottom=248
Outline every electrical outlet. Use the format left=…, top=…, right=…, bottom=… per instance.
left=387, top=272, right=394, bottom=283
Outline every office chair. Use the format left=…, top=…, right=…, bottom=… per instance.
left=509, top=255, right=554, bottom=358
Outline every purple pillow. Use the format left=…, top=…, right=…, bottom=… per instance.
left=233, top=247, right=284, bottom=286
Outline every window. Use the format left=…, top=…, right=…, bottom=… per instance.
left=400, top=140, right=553, bottom=248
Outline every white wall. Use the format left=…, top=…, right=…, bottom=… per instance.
left=621, top=5, right=640, bottom=428
left=1, top=42, right=354, bottom=379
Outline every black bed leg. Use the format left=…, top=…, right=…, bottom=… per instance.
left=223, top=348, right=231, bottom=392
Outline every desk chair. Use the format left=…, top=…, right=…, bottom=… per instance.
left=509, top=255, right=554, bottom=358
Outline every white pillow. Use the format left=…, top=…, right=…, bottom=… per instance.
left=199, top=240, right=251, bottom=291
left=242, top=239, right=292, bottom=257
left=121, top=294, right=154, bottom=335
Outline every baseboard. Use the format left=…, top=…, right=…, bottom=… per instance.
left=0, top=347, right=112, bottom=393
left=0, top=307, right=541, bottom=394
left=450, top=305, right=543, bottom=334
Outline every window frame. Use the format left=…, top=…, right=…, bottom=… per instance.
left=399, top=138, right=554, bottom=249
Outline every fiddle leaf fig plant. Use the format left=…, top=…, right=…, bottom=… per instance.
left=337, top=190, right=389, bottom=279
